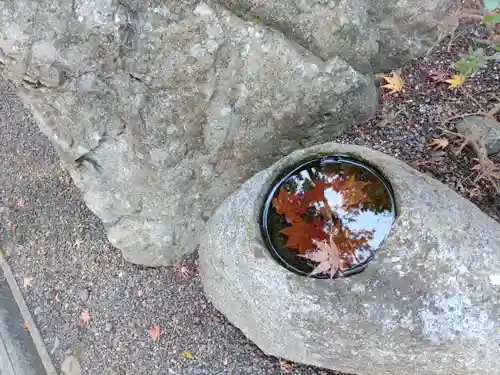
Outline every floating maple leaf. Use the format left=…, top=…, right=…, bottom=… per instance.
left=272, top=188, right=308, bottom=223
left=279, top=219, right=327, bottom=254
left=381, top=69, right=404, bottom=94
left=79, top=309, right=91, bottom=325
left=149, top=323, right=161, bottom=341
left=427, top=138, right=449, bottom=150
left=300, top=236, right=344, bottom=278
left=445, top=74, right=466, bottom=88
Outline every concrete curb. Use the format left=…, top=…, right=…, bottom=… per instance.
left=0, top=250, right=58, bottom=375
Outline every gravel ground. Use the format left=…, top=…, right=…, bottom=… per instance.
left=1, top=21, right=499, bottom=375
left=0, top=79, right=336, bottom=375
left=338, top=22, right=500, bottom=221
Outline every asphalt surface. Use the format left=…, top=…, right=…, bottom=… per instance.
left=0, top=80, right=336, bottom=375
left=0, top=268, right=46, bottom=375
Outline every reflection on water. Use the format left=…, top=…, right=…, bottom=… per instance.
left=264, top=157, right=396, bottom=278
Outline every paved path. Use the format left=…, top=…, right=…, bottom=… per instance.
left=0, top=268, right=46, bottom=375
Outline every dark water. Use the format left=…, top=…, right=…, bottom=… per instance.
left=260, top=155, right=396, bottom=278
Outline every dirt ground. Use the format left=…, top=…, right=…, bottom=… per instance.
left=0, top=20, right=499, bottom=375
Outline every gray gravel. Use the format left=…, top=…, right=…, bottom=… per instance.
left=0, top=79, right=337, bottom=375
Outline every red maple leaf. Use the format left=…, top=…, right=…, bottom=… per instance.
left=272, top=187, right=308, bottom=223
left=335, top=175, right=372, bottom=209
left=304, top=180, right=330, bottom=204
left=333, top=222, right=373, bottom=259
left=279, top=219, right=327, bottom=254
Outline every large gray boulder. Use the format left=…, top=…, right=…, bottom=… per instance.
left=199, top=143, right=500, bottom=375
left=0, top=1, right=377, bottom=265
left=217, top=0, right=455, bottom=73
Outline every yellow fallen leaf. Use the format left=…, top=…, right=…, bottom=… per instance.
left=427, top=138, right=449, bottom=150
left=184, top=351, right=192, bottom=359
left=381, top=69, right=404, bottom=94
left=22, top=322, right=29, bottom=329
left=445, top=74, right=466, bottom=88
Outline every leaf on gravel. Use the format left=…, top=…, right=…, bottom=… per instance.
left=279, top=358, right=293, bottom=373
left=175, top=264, right=191, bottom=278
left=429, top=70, right=449, bottom=83
left=23, top=275, right=34, bottom=289
left=381, top=69, right=404, bottom=94
left=445, top=74, right=466, bottom=88
left=184, top=351, right=193, bottom=359
left=149, top=323, right=161, bottom=341
left=427, top=138, right=449, bottom=150
left=79, top=309, right=91, bottom=325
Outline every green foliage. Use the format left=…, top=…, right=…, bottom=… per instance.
left=454, top=47, right=488, bottom=76
left=482, top=1, right=500, bottom=52
left=483, top=13, right=500, bottom=24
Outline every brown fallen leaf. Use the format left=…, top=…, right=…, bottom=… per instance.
left=79, top=309, right=91, bottom=325
left=381, top=69, right=404, bottom=94
left=36, top=240, right=48, bottom=256
left=427, top=138, right=449, bottom=150
left=174, top=263, right=191, bottom=278
left=429, top=70, right=449, bottom=83
left=22, top=322, right=29, bottom=329
left=149, top=323, right=161, bottom=341
left=279, top=358, right=293, bottom=373
left=445, top=74, right=466, bottom=88
left=23, top=275, right=34, bottom=289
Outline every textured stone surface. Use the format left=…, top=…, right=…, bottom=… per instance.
left=0, top=1, right=377, bottom=266
left=456, top=115, right=500, bottom=155
left=61, top=356, right=82, bottom=375
left=199, top=143, right=500, bottom=375
left=217, top=0, right=455, bottom=73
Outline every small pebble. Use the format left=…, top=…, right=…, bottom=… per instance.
left=74, top=287, right=89, bottom=302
